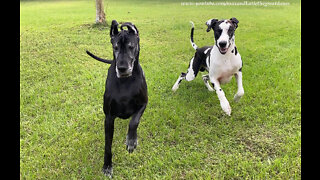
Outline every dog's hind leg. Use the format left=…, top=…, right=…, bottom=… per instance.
left=202, top=74, right=214, bottom=91
left=126, top=104, right=147, bottom=153
left=102, top=115, right=116, bottom=178
left=172, top=72, right=186, bottom=91
left=172, top=56, right=199, bottom=91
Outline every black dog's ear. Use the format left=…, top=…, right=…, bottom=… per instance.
left=205, top=19, right=218, bottom=32
left=120, top=22, right=139, bottom=36
left=230, top=17, right=239, bottom=29
left=110, top=20, right=119, bottom=38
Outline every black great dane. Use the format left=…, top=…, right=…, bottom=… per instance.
left=86, top=20, right=148, bottom=177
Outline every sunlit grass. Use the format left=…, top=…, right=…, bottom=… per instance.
left=20, top=0, right=301, bottom=179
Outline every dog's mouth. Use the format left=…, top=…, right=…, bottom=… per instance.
left=217, top=41, right=231, bottom=55
left=116, top=66, right=133, bottom=78
left=219, top=47, right=228, bottom=54
left=118, top=73, right=131, bottom=78
left=118, top=71, right=133, bottom=78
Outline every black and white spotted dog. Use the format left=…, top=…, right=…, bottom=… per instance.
left=172, top=18, right=244, bottom=116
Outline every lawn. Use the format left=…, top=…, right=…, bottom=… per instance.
left=20, top=0, right=301, bottom=179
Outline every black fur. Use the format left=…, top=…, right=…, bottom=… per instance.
left=230, top=17, right=239, bottom=29
left=191, top=26, right=195, bottom=45
left=207, top=18, right=239, bottom=49
left=86, top=20, right=147, bottom=178
left=86, top=50, right=113, bottom=64
left=190, top=46, right=212, bottom=77
left=206, top=19, right=218, bottom=32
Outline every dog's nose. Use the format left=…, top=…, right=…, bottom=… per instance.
left=219, top=41, right=227, bottom=48
left=117, top=66, right=127, bottom=73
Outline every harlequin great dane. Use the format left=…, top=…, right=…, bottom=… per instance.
left=86, top=20, right=148, bottom=177
left=172, top=17, right=244, bottom=116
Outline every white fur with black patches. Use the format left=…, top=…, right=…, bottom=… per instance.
left=204, top=48, right=211, bottom=54
left=215, top=20, right=232, bottom=54
left=190, top=21, right=198, bottom=50
left=202, top=75, right=214, bottom=91
left=185, top=57, right=195, bottom=81
left=172, top=75, right=184, bottom=91
left=172, top=18, right=244, bottom=116
left=205, top=56, right=210, bottom=71
left=206, top=19, right=213, bottom=27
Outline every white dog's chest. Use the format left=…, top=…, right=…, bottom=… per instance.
left=214, top=64, right=235, bottom=84
left=209, top=48, right=242, bottom=84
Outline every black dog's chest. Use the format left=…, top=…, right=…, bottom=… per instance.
left=104, top=76, right=146, bottom=119
left=110, top=97, right=137, bottom=119
left=107, top=87, right=139, bottom=118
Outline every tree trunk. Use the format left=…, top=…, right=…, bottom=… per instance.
left=95, top=0, right=106, bottom=24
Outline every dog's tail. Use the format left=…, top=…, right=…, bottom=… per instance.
left=86, top=50, right=113, bottom=64
left=190, top=21, right=198, bottom=50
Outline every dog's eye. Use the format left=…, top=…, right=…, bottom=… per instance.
left=114, top=46, right=119, bottom=51
left=215, top=29, right=222, bottom=35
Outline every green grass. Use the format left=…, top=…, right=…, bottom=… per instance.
left=20, top=0, right=301, bottom=179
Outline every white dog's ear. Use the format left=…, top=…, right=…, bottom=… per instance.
left=206, top=19, right=218, bottom=32
left=230, top=17, right=239, bottom=29
left=110, top=20, right=119, bottom=38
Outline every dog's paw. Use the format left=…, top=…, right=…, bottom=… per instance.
left=172, top=84, right=179, bottom=92
left=234, top=91, right=244, bottom=102
left=102, top=165, right=113, bottom=178
left=126, top=136, right=137, bottom=153
left=220, top=100, right=231, bottom=116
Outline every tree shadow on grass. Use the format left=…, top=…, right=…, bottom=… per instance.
left=80, top=22, right=110, bottom=31
left=80, top=20, right=133, bottom=31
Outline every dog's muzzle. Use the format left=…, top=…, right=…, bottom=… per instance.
left=116, top=66, right=132, bottom=78
left=218, top=41, right=230, bottom=54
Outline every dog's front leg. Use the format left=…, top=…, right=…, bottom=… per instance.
left=234, top=71, right=244, bottom=102
left=102, top=114, right=116, bottom=177
left=126, top=104, right=147, bottom=153
left=210, top=78, right=231, bottom=116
